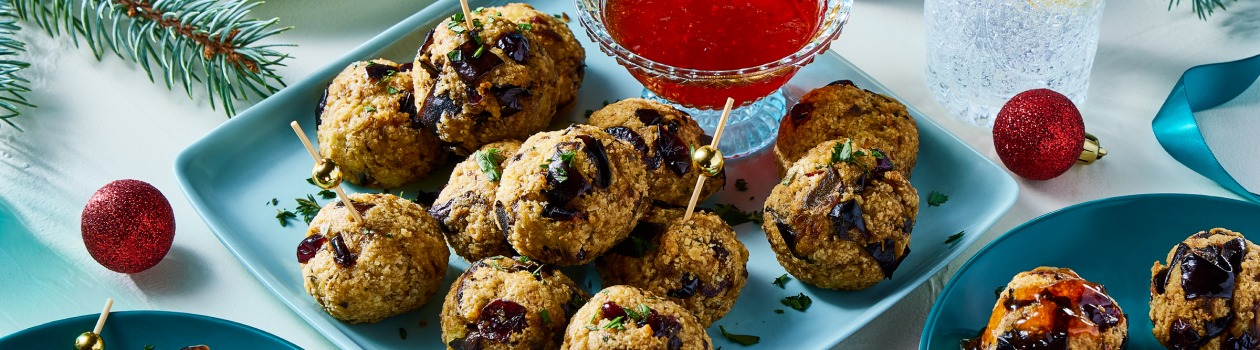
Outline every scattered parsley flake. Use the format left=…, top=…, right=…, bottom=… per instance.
left=472, top=19, right=484, bottom=29
left=362, top=105, right=376, bottom=113
left=945, top=231, right=965, bottom=244
left=583, top=109, right=595, bottom=118
left=781, top=293, right=812, bottom=312
left=476, top=148, right=505, bottom=182
left=734, top=178, right=748, bottom=191
left=872, top=149, right=886, bottom=159
left=780, top=170, right=796, bottom=185
left=830, top=139, right=854, bottom=164
left=541, top=308, right=551, bottom=324
left=712, top=203, right=763, bottom=226
left=306, top=177, right=316, bottom=186
left=772, top=274, right=791, bottom=289
left=552, top=150, right=577, bottom=182
left=519, top=23, right=534, bottom=31
left=472, top=7, right=483, bottom=14
left=447, top=50, right=463, bottom=62
left=387, top=86, right=399, bottom=94
left=853, top=150, right=866, bottom=157
left=995, top=286, right=1006, bottom=299
left=473, top=45, right=485, bottom=58
left=719, top=325, right=760, bottom=346
left=586, top=325, right=598, bottom=331
left=144, top=346, right=155, bottom=350
left=928, top=191, right=949, bottom=207
left=399, top=327, right=407, bottom=340
left=774, top=309, right=784, bottom=314
left=318, top=189, right=336, bottom=199
left=276, top=209, right=296, bottom=227
left=295, top=195, right=322, bottom=224
left=603, top=316, right=626, bottom=330
left=633, top=304, right=650, bottom=321
left=451, top=12, right=464, bottom=23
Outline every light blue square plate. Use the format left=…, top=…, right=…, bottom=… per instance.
left=920, top=193, right=1260, bottom=349
left=174, top=0, right=1018, bottom=348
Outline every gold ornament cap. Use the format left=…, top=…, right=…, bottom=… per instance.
left=312, top=158, right=344, bottom=189
left=74, top=332, right=104, bottom=350
left=691, top=145, right=725, bottom=177
left=1078, top=132, right=1107, bottom=164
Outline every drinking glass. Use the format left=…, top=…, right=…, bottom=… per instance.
left=925, top=0, right=1105, bottom=127
left=576, top=0, right=853, bottom=158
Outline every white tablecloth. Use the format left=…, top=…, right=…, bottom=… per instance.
left=2, top=0, right=1258, bottom=348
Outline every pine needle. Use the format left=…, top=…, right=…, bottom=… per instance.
left=1168, top=0, right=1239, bottom=20
left=0, top=2, right=34, bottom=131
left=12, top=0, right=294, bottom=116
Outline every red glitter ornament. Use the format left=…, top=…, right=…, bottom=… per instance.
left=993, top=89, right=1106, bottom=180
left=81, top=179, right=175, bottom=273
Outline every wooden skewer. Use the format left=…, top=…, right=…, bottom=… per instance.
left=683, top=98, right=736, bottom=222
left=93, top=298, right=113, bottom=335
left=289, top=121, right=363, bottom=223
left=458, top=0, right=475, bottom=29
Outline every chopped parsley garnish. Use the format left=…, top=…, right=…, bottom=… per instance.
left=276, top=209, right=297, bottom=227
left=734, top=178, right=748, bottom=191
left=780, top=170, right=796, bottom=185
left=830, top=139, right=854, bottom=164
left=712, top=203, right=763, bottom=226
left=318, top=189, right=336, bottom=199
left=602, top=316, right=626, bottom=330
left=447, top=50, right=463, bottom=62
left=295, top=194, right=322, bottom=224
left=781, top=293, right=812, bottom=312
left=945, top=231, right=965, bottom=244
left=552, top=150, right=577, bottom=182
left=625, top=304, right=651, bottom=321
left=268, top=198, right=278, bottom=206
left=518, top=23, right=534, bottom=31
left=387, top=86, right=399, bottom=94
left=476, top=148, right=505, bottom=182
left=399, top=327, right=407, bottom=340
left=772, top=274, right=791, bottom=289
left=719, top=325, right=760, bottom=346
left=541, top=308, right=551, bottom=324
left=362, top=105, right=376, bottom=113
left=451, top=12, right=464, bottom=23
left=472, top=45, right=485, bottom=58
left=306, top=177, right=316, bottom=186
left=871, top=149, right=886, bottom=159
left=472, top=19, right=484, bottom=29
left=928, top=191, right=949, bottom=207
left=774, top=309, right=784, bottom=314
left=144, top=346, right=155, bottom=350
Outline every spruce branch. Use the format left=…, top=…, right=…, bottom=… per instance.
left=0, top=2, right=33, bottom=130
left=1168, top=0, right=1239, bottom=20
left=13, top=0, right=294, bottom=116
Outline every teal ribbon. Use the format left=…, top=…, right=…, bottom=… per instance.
left=1153, top=53, right=1260, bottom=203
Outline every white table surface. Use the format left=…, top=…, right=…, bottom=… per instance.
left=2, top=0, right=1258, bottom=348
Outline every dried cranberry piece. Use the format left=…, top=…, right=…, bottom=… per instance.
left=656, top=125, right=691, bottom=176
left=494, top=202, right=513, bottom=233
left=577, top=135, right=611, bottom=188
left=1180, top=238, right=1245, bottom=299
left=829, top=200, right=867, bottom=241
left=419, top=28, right=436, bottom=54
left=710, top=240, right=730, bottom=260
left=1152, top=266, right=1169, bottom=295
left=646, top=312, right=682, bottom=338
left=315, top=86, right=329, bottom=125
left=448, top=336, right=485, bottom=350
left=826, top=79, right=855, bottom=87
left=1169, top=319, right=1206, bottom=350
left=1080, top=288, right=1123, bottom=331
left=864, top=238, right=905, bottom=279
left=490, top=85, right=531, bottom=116
left=476, top=299, right=528, bottom=342
left=419, top=89, right=460, bottom=131
left=296, top=234, right=326, bottom=264
left=543, top=149, right=591, bottom=205
left=451, top=32, right=504, bottom=83
left=495, top=32, right=530, bottom=63
left=699, top=279, right=731, bottom=297
left=330, top=235, right=357, bottom=267
left=789, top=102, right=814, bottom=125
left=606, top=126, right=653, bottom=166
left=601, top=302, right=626, bottom=320
left=399, top=91, right=420, bottom=129
left=667, top=273, right=700, bottom=298
left=334, top=200, right=375, bottom=214
left=365, top=62, right=399, bottom=80
left=635, top=109, right=665, bottom=126
left=541, top=204, right=584, bottom=221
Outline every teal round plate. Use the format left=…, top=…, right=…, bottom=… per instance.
left=921, top=193, right=1260, bottom=349
left=0, top=311, right=299, bottom=349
